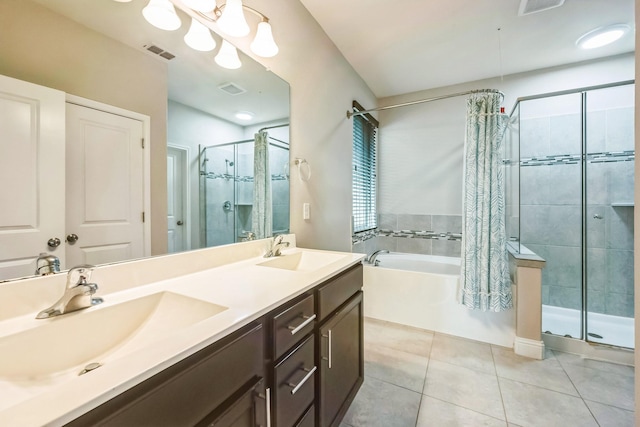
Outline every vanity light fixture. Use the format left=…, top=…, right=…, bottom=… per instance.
left=216, top=0, right=250, bottom=37
left=180, top=0, right=217, bottom=13
left=191, top=1, right=279, bottom=58
left=576, top=24, right=630, bottom=49
left=184, top=17, right=217, bottom=51
left=215, top=40, right=242, bottom=69
left=142, top=0, right=182, bottom=31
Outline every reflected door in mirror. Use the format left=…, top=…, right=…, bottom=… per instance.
left=0, top=75, right=65, bottom=280
left=65, top=104, right=145, bottom=267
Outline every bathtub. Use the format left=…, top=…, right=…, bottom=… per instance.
left=363, top=252, right=515, bottom=347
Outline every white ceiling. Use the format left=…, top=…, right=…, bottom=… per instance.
left=31, top=0, right=289, bottom=126
left=300, top=0, right=635, bottom=98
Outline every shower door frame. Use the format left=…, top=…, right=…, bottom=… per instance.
left=513, top=79, right=635, bottom=349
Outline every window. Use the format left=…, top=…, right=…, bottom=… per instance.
left=352, top=101, right=378, bottom=234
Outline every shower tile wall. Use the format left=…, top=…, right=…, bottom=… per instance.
left=520, top=107, right=634, bottom=318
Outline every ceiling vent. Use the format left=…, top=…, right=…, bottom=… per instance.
left=218, top=82, right=247, bottom=96
left=143, top=44, right=176, bottom=61
left=518, top=0, right=565, bottom=16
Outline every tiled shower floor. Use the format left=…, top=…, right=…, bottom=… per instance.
left=341, top=318, right=635, bottom=427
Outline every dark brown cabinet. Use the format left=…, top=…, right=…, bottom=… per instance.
left=317, top=291, right=364, bottom=427
left=67, top=322, right=267, bottom=427
left=66, top=262, right=364, bottom=427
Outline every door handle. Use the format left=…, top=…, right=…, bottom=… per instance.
left=322, top=330, right=333, bottom=368
left=47, top=237, right=61, bottom=248
left=66, top=234, right=79, bottom=244
left=257, top=387, right=271, bottom=427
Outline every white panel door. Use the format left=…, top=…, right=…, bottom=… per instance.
left=167, top=145, right=187, bottom=253
left=0, top=75, right=65, bottom=280
left=65, top=103, right=145, bottom=266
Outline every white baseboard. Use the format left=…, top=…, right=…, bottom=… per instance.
left=514, top=337, right=545, bottom=360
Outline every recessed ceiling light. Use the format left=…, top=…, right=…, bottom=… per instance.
left=235, top=111, right=254, bottom=121
left=576, top=24, right=630, bottom=49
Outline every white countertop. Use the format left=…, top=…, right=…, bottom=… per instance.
left=0, top=243, right=364, bottom=426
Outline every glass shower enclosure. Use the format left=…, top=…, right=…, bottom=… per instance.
left=200, top=138, right=290, bottom=247
left=507, top=81, right=635, bottom=349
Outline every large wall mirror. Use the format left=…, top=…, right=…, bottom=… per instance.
left=0, top=0, right=290, bottom=282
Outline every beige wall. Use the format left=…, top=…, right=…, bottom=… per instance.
left=224, top=1, right=378, bottom=251
left=0, top=0, right=169, bottom=255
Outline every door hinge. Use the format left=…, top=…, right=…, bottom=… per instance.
left=142, top=212, right=145, bottom=223
left=141, top=138, right=145, bottom=149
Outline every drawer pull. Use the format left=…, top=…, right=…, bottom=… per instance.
left=287, top=366, right=317, bottom=395
left=287, top=314, right=316, bottom=335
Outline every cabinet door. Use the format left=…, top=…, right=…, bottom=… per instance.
left=67, top=322, right=265, bottom=426
left=196, top=377, right=267, bottom=427
left=318, top=292, right=364, bottom=427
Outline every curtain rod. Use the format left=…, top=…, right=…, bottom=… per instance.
left=346, top=89, right=504, bottom=119
left=259, top=123, right=290, bottom=132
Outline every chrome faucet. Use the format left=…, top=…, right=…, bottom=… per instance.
left=36, top=265, right=103, bottom=319
left=365, top=249, right=389, bottom=266
left=264, top=235, right=290, bottom=258
left=35, top=252, right=60, bottom=275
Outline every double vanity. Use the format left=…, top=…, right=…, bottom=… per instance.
left=0, top=236, right=364, bottom=426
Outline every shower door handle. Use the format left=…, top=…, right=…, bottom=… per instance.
left=593, top=214, right=603, bottom=220
left=177, top=220, right=184, bottom=225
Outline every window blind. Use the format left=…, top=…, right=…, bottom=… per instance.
left=352, top=109, right=377, bottom=233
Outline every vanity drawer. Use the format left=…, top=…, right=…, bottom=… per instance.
left=274, top=335, right=316, bottom=427
left=317, top=265, right=362, bottom=321
left=273, top=293, right=315, bottom=360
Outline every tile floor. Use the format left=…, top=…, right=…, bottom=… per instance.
left=341, top=318, right=635, bottom=427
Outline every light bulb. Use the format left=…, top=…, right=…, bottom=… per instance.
left=250, top=21, right=279, bottom=57
left=184, top=18, right=216, bottom=51
left=217, top=0, right=250, bottom=37
left=180, top=0, right=216, bottom=12
left=215, top=40, right=242, bottom=69
left=142, top=0, right=181, bottom=31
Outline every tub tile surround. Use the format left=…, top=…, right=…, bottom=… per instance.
left=340, top=318, right=634, bottom=427
left=0, top=236, right=365, bottom=425
left=352, top=213, right=463, bottom=257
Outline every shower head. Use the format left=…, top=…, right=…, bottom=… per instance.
left=225, top=159, right=234, bottom=167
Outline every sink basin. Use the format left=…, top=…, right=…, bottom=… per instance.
left=0, top=292, right=227, bottom=381
left=257, top=251, right=348, bottom=272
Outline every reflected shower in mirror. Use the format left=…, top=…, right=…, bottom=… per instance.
left=0, top=0, right=290, bottom=282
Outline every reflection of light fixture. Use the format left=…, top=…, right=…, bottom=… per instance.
left=215, top=40, right=242, bottom=69
left=142, top=0, right=181, bottom=31
left=216, top=0, right=250, bottom=37
left=184, top=17, right=216, bottom=51
left=235, top=111, right=254, bottom=120
left=576, top=24, right=629, bottom=49
left=250, top=21, right=278, bottom=57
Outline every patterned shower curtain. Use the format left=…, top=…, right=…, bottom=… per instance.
left=460, top=92, right=512, bottom=312
left=252, top=131, right=272, bottom=239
